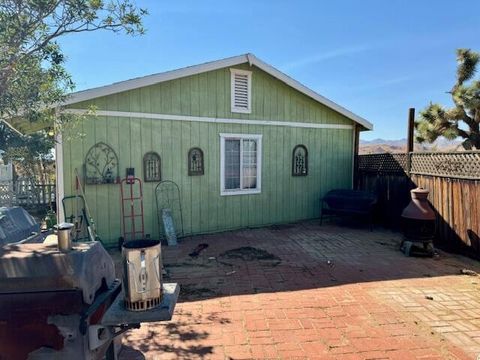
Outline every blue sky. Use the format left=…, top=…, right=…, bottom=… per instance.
left=59, top=0, right=480, bottom=140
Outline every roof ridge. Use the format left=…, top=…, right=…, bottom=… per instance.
left=64, top=53, right=372, bottom=130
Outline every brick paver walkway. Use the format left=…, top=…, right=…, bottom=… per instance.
left=117, top=221, right=480, bottom=359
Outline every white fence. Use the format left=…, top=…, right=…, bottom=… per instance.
left=0, top=163, right=13, bottom=182
left=0, top=178, right=55, bottom=208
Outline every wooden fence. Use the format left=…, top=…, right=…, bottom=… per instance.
left=0, top=178, right=55, bottom=209
left=356, top=152, right=480, bottom=258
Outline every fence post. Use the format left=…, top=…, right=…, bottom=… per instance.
left=407, top=108, right=415, bottom=175
left=407, top=108, right=415, bottom=153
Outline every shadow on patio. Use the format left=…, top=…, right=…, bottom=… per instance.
left=115, top=220, right=480, bottom=359
left=157, top=221, right=478, bottom=300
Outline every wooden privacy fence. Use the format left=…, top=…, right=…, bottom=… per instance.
left=356, top=151, right=480, bottom=258
left=356, top=153, right=411, bottom=227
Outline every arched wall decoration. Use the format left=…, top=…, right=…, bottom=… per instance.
left=84, top=142, right=119, bottom=184
left=292, top=144, right=308, bottom=176
left=143, top=152, right=161, bottom=182
left=188, top=147, right=204, bottom=176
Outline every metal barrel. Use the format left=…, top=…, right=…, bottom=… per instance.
left=122, top=239, right=162, bottom=311
left=54, top=222, right=74, bottom=252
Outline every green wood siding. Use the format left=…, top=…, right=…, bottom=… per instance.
left=63, top=63, right=355, bottom=245
left=71, top=63, right=351, bottom=126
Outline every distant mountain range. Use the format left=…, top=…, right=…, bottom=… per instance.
left=359, top=138, right=462, bottom=154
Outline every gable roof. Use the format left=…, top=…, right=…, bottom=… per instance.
left=65, top=53, right=373, bottom=130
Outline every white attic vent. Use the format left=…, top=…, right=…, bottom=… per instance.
left=230, top=69, right=252, bottom=113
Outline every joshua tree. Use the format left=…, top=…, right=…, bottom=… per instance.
left=415, top=49, right=480, bottom=150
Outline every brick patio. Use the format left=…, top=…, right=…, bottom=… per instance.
left=116, top=221, right=480, bottom=359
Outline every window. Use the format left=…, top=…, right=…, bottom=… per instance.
left=230, top=69, right=252, bottom=114
left=188, top=147, right=204, bottom=176
left=292, top=145, right=308, bottom=176
left=143, top=152, right=161, bottom=182
left=220, top=134, right=262, bottom=195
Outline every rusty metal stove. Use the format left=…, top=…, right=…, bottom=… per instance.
left=0, top=241, right=179, bottom=360
left=400, top=187, right=436, bottom=256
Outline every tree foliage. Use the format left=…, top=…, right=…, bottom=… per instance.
left=0, top=122, right=53, bottom=158
left=0, top=0, right=147, bottom=129
left=0, top=122, right=55, bottom=184
left=415, top=49, right=480, bottom=150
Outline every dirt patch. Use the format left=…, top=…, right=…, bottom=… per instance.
left=164, top=262, right=210, bottom=268
left=180, top=284, right=218, bottom=301
left=219, top=246, right=281, bottom=266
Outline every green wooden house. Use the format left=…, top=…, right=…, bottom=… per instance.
left=56, top=54, right=372, bottom=246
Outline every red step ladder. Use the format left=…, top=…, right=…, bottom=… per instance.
left=120, top=177, right=145, bottom=241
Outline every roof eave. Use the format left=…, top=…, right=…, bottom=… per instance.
left=63, top=54, right=249, bottom=106
left=64, top=53, right=373, bottom=130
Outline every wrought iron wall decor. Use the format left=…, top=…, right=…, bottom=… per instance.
left=84, top=142, right=119, bottom=184
left=292, top=145, right=308, bottom=176
left=143, top=152, right=161, bottom=182
left=188, top=147, right=204, bottom=176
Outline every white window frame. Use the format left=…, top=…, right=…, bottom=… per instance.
left=220, top=133, right=262, bottom=196
left=230, top=68, right=252, bottom=114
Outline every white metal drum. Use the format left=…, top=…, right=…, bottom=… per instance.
left=122, top=239, right=162, bottom=311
